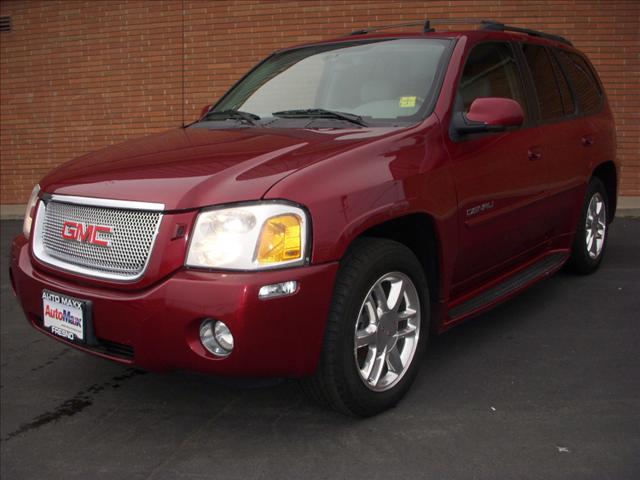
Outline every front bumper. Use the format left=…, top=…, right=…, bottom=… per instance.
left=10, top=236, right=338, bottom=377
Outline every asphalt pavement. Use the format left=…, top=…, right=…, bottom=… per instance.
left=1, top=218, right=639, bottom=480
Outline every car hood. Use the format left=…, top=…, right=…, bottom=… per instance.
left=41, top=126, right=398, bottom=211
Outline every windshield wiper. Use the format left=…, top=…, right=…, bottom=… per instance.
left=202, top=109, right=261, bottom=126
left=272, top=108, right=367, bottom=127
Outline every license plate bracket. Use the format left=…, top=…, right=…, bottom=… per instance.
left=42, top=290, right=96, bottom=346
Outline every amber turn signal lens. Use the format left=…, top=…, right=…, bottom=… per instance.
left=256, top=214, right=302, bottom=264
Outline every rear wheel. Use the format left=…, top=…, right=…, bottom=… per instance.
left=301, top=238, right=429, bottom=416
left=567, top=177, right=609, bottom=274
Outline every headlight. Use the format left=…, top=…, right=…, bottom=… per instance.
left=185, top=202, right=309, bottom=270
left=23, top=184, right=40, bottom=239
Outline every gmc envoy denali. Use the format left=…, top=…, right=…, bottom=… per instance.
left=10, top=20, right=617, bottom=416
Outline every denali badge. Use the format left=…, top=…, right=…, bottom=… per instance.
left=466, top=201, right=495, bottom=217
left=61, top=221, right=113, bottom=247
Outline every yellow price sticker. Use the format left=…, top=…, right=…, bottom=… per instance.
left=399, top=96, right=417, bottom=108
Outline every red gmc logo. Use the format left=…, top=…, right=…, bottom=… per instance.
left=61, top=221, right=113, bottom=247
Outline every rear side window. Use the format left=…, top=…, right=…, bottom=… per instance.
left=457, top=42, right=527, bottom=116
left=556, top=50, right=603, bottom=115
left=522, top=44, right=574, bottom=121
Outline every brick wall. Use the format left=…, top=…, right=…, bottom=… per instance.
left=1, top=0, right=638, bottom=205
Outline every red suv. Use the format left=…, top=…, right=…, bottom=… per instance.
left=10, top=21, right=617, bottom=416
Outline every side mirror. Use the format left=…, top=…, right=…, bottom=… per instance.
left=453, top=97, right=524, bottom=135
left=200, top=104, right=212, bottom=119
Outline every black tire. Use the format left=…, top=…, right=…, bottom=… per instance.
left=566, top=177, right=610, bottom=274
left=300, top=238, right=429, bottom=417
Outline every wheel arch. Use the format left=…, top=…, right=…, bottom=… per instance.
left=350, top=213, right=442, bottom=306
left=591, top=160, right=617, bottom=222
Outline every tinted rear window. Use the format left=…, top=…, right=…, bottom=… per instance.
left=522, top=44, right=574, bottom=121
left=556, top=50, right=603, bottom=115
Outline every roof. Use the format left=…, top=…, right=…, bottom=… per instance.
left=281, top=21, right=577, bottom=54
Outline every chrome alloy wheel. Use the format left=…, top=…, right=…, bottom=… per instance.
left=585, top=192, right=607, bottom=259
left=353, top=272, right=421, bottom=392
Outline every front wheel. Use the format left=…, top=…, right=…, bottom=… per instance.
left=301, top=238, right=429, bottom=416
left=566, top=177, right=609, bottom=274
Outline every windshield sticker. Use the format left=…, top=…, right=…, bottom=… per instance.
left=399, top=96, right=417, bottom=108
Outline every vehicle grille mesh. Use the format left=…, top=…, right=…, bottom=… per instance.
left=39, top=201, right=161, bottom=279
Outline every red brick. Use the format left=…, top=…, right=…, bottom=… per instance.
left=0, top=0, right=638, bottom=203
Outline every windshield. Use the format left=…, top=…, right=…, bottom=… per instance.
left=209, top=38, right=450, bottom=127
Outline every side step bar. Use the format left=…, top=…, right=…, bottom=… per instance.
left=448, top=252, right=568, bottom=321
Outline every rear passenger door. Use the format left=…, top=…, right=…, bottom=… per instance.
left=447, top=42, right=549, bottom=295
left=554, top=49, right=607, bottom=233
left=520, top=44, right=597, bottom=238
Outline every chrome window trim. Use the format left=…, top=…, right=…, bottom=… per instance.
left=32, top=199, right=164, bottom=282
left=49, top=194, right=165, bottom=211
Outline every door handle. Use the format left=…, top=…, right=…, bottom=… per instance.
left=527, top=149, right=542, bottom=161
left=581, top=135, right=594, bottom=147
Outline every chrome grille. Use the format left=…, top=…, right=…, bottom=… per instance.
left=34, top=198, right=162, bottom=281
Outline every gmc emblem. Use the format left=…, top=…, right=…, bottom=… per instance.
left=61, top=221, right=113, bottom=247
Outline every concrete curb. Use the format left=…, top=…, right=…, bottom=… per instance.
left=2, top=197, right=639, bottom=220
left=617, top=196, right=640, bottom=217
left=0, top=204, right=25, bottom=220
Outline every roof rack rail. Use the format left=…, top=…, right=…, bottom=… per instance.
left=350, top=20, right=434, bottom=36
left=480, top=20, right=573, bottom=46
left=348, top=18, right=572, bottom=46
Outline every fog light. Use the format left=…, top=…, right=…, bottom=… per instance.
left=214, top=321, right=234, bottom=351
left=258, top=280, right=298, bottom=299
left=199, top=319, right=234, bottom=357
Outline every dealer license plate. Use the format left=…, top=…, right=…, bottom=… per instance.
left=42, top=290, right=86, bottom=343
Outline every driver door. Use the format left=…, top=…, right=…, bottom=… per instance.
left=447, top=42, right=550, bottom=296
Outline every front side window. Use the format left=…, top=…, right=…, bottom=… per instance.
left=456, top=42, right=527, bottom=116
left=210, top=39, right=450, bottom=126
left=556, top=50, right=602, bottom=115
left=522, top=44, right=574, bottom=120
